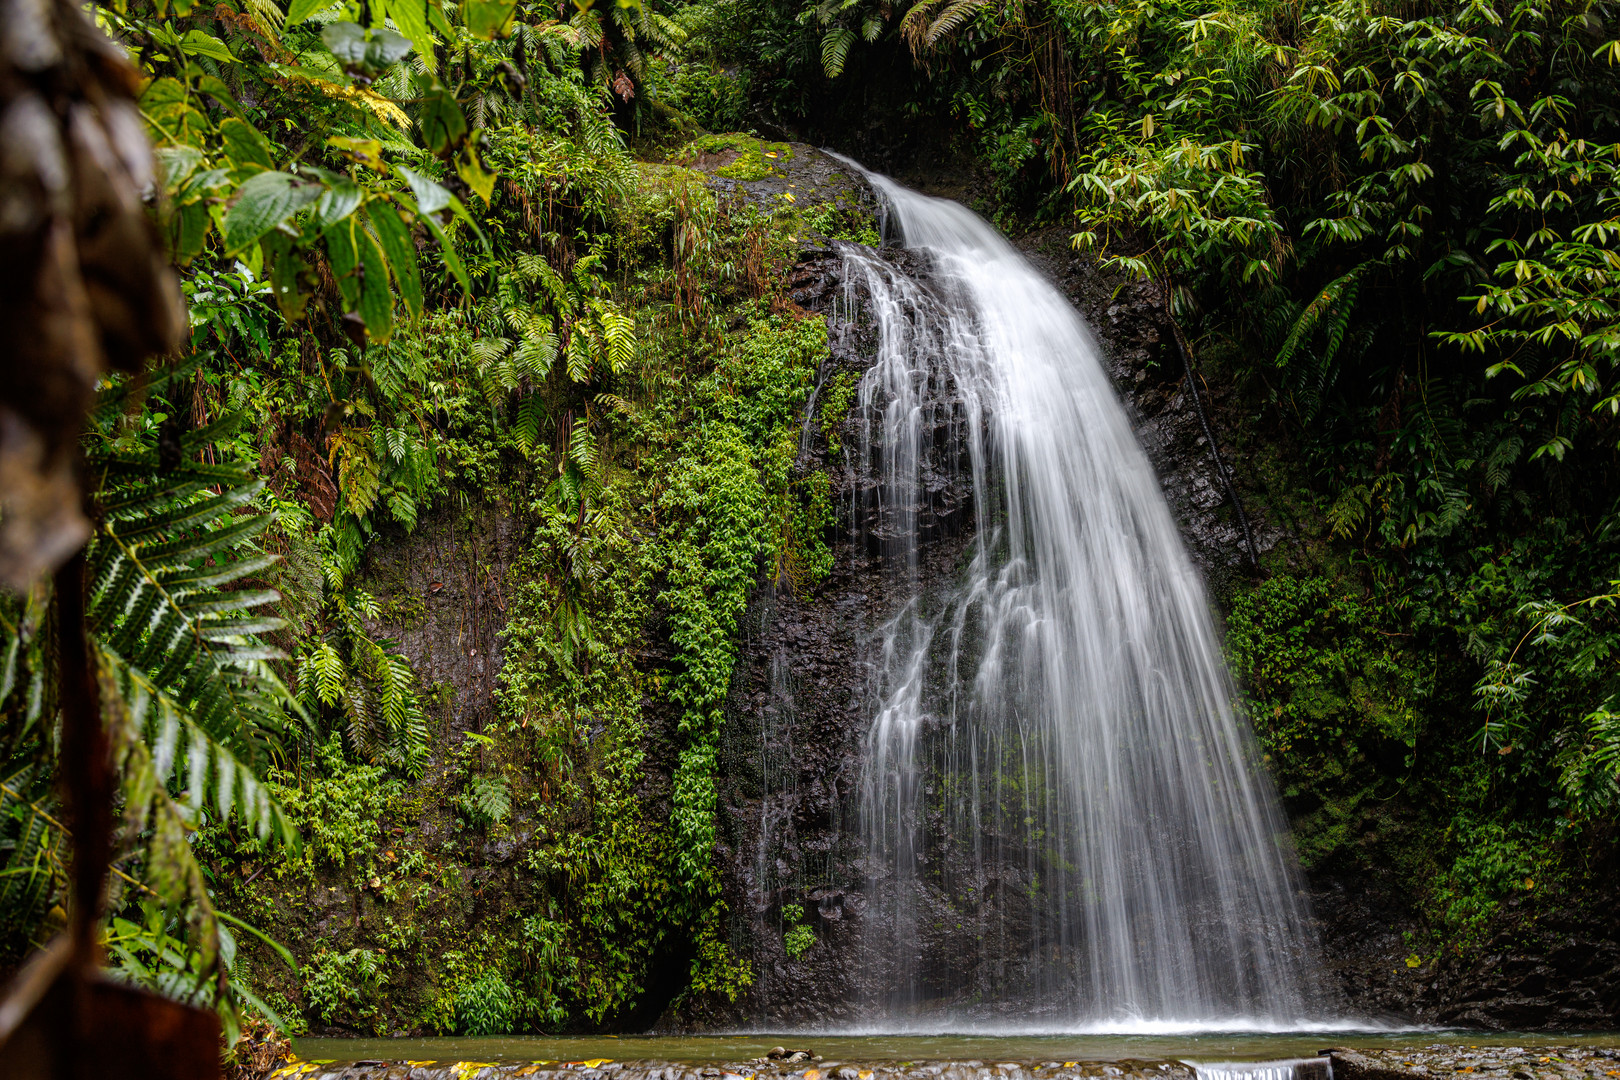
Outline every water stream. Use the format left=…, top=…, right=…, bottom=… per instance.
left=835, top=160, right=1329, bottom=1027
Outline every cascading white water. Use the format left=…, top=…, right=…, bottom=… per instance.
left=838, top=160, right=1330, bottom=1028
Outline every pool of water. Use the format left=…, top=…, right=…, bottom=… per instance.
left=293, top=1031, right=1620, bottom=1066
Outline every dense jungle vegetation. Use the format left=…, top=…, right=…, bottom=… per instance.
left=1, top=0, right=1618, bottom=1046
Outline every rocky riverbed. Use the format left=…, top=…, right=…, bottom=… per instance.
left=268, top=1056, right=1198, bottom=1080
left=263, top=1047, right=1620, bottom=1080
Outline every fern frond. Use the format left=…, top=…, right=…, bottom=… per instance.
left=103, top=645, right=295, bottom=844
left=594, top=303, right=636, bottom=375
left=0, top=765, right=67, bottom=942
left=565, top=326, right=595, bottom=384
left=821, top=28, right=857, bottom=76
left=514, top=394, right=547, bottom=455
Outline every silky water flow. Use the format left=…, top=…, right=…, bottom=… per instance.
left=831, top=159, right=1335, bottom=1030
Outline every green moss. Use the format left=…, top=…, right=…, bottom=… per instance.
left=672, top=133, right=794, bottom=181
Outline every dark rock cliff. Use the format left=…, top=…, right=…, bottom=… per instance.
left=688, top=207, right=1301, bottom=1027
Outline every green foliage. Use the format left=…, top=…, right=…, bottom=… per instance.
left=1228, top=575, right=1424, bottom=769
left=781, top=902, right=816, bottom=959
left=661, top=421, right=774, bottom=899
left=296, top=590, right=429, bottom=777
left=652, top=312, right=828, bottom=908
left=0, top=762, right=66, bottom=966
left=455, top=970, right=518, bottom=1035
left=1429, top=818, right=1543, bottom=944
left=818, top=370, right=861, bottom=454
left=303, top=946, right=383, bottom=1028
left=112, top=0, right=527, bottom=342
left=660, top=57, right=753, bottom=133
left=1472, top=583, right=1620, bottom=818
left=460, top=774, right=513, bottom=829
left=263, top=735, right=400, bottom=872
left=799, top=200, right=881, bottom=246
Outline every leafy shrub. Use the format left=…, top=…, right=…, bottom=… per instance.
left=1226, top=574, right=1423, bottom=767
left=455, top=971, right=517, bottom=1036
left=304, top=947, right=383, bottom=1027
left=265, top=735, right=400, bottom=872
left=782, top=903, right=816, bottom=959
left=662, top=66, right=752, bottom=133
left=800, top=201, right=880, bottom=246
left=1430, top=819, right=1541, bottom=943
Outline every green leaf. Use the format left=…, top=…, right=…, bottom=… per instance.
left=320, top=20, right=370, bottom=64
left=140, top=77, right=207, bottom=146
left=396, top=164, right=450, bottom=213
left=286, top=0, right=340, bottom=22
left=154, top=145, right=204, bottom=193
left=261, top=231, right=309, bottom=321
left=370, top=200, right=423, bottom=320
left=169, top=201, right=213, bottom=266
left=324, top=218, right=394, bottom=343
left=356, top=216, right=394, bottom=343
left=417, top=81, right=468, bottom=156
left=322, top=21, right=413, bottom=72
left=385, top=0, right=436, bottom=72
left=456, top=140, right=495, bottom=205
left=194, top=74, right=245, bottom=115
left=222, top=171, right=322, bottom=255
left=364, top=26, right=414, bottom=67
left=324, top=216, right=361, bottom=312
left=218, top=117, right=277, bottom=184
left=463, top=0, right=518, bottom=38
left=327, top=136, right=385, bottom=171
left=180, top=29, right=237, bottom=62
left=418, top=210, right=470, bottom=295
left=311, top=178, right=364, bottom=229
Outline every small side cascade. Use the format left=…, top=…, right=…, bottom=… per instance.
left=1193, top=1059, right=1333, bottom=1080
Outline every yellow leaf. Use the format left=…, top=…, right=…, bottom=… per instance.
left=328, top=135, right=386, bottom=171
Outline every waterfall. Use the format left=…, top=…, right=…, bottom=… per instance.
left=836, top=160, right=1331, bottom=1028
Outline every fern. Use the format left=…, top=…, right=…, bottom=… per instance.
left=0, top=382, right=306, bottom=1011
left=821, top=28, right=856, bottom=76
left=297, top=597, right=428, bottom=777
left=900, top=0, right=988, bottom=57
left=460, top=774, right=511, bottom=828
left=0, top=764, right=68, bottom=955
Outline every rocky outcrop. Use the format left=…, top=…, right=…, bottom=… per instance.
left=1328, top=1047, right=1620, bottom=1080
left=696, top=205, right=1262, bottom=1025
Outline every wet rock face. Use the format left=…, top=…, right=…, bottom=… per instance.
left=363, top=502, right=525, bottom=734
left=1010, top=227, right=1281, bottom=588
left=1419, top=906, right=1620, bottom=1029
left=694, top=209, right=1270, bottom=1025
left=702, top=237, right=984, bottom=1026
